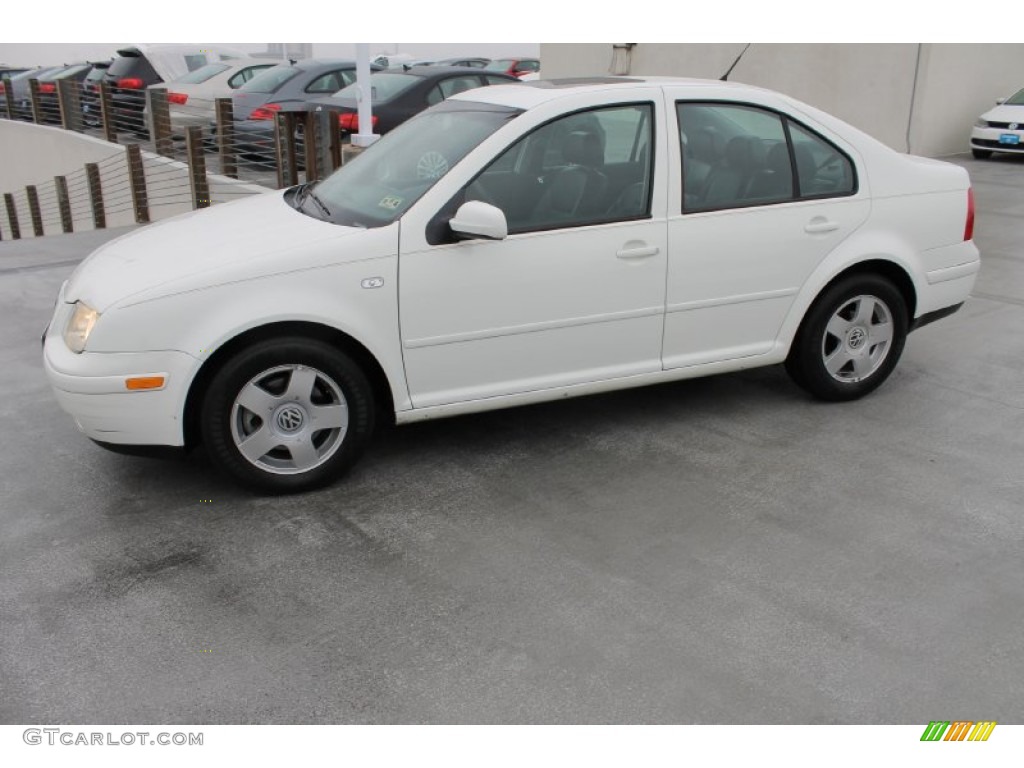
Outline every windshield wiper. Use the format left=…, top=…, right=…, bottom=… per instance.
left=306, top=189, right=332, bottom=218
left=295, top=182, right=332, bottom=219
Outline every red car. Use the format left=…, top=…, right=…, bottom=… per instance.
left=484, top=58, right=540, bottom=79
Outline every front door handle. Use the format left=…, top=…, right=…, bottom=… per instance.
left=804, top=218, right=840, bottom=234
left=616, top=245, right=660, bottom=260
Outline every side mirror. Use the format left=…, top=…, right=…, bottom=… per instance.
left=449, top=201, right=507, bottom=241
left=996, top=97, right=1006, bottom=105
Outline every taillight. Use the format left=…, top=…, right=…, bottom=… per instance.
left=0, top=83, right=5, bottom=94
left=964, top=187, right=975, bottom=241
left=168, top=92, right=188, bottom=105
left=249, top=103, right=282, bottom=120
left=337, top=112, right=378, bottom=132
left=39, top=83, right=56, bottom=94
left=117, top=77, right=144, bottom=89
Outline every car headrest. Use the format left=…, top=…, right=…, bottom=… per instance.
left=563, top=130, right=604, bottom=168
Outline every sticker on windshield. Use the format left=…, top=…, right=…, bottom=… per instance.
left=378, top=195, right=403, bottom=210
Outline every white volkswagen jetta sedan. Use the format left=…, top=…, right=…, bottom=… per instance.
left=43, top=77, right=980, bottom=493
left=969, top=87, right=1024, bottom=158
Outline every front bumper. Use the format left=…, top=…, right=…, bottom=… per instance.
left=970, top=125, right=1024, bottom=152
left=42, top=289, right=198, bottom=447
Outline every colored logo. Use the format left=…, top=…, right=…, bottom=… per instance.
left=920, top=721, right=996, bottom=741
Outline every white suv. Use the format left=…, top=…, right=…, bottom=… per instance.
left=44, top=77, right=980, bottom=492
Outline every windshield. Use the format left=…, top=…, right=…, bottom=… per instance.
left=176, top=62, right=230, bottom=84
left=1004, top=88, right=1024, bottom=106
left=311, top=101, right=520, bottom=228
left=238, top=65, right=298, bottom=93
left=332, top=72, right=420, bottom=102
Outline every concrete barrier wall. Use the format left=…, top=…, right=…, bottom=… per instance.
left=0, top=120, right=268, bottom=240
left=539, top=43, right=1024, bottom=157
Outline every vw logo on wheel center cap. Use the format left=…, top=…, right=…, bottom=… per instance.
left=275, top=405, right=305, bottom=433
left=847, top=327, right=867, bottom=350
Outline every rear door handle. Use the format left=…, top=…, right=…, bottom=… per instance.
left=804, top=219, right=840, bottom=234
left=616, top=245, right=660, bottom=260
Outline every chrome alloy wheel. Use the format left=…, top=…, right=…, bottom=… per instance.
left=821, top=294, right=895, bottom=383
left=229, top=364, right=349, bottom=475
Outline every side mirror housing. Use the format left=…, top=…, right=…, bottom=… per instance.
left=449, top=201, right=507, bottom=241
left=996, top=97, right=1006, bottom=105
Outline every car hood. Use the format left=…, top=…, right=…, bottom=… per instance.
left=65, top=191, right=378, bottom=312
left=981, top=103, right=1024, bottom=122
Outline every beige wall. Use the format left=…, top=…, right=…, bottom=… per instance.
left=0, top=120, right=267, bottom=239
left=539, top=43, right=1024, bottom=156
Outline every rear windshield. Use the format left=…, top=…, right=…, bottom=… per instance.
left=484, top=60, right=515, bottom=71
left=332, top=72, right=419, bottom=102
left=175, top=62, right=230, bottom=84
left=238, top=65, right=298, bottom=93
left=85, top=66, right=109, bottom=82
left=107, top=54, right=158, bottom=82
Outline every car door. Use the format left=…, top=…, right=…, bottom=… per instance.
left=398, top=94, right=669, bottom=409
left=662, top=95, right=871, bottom=369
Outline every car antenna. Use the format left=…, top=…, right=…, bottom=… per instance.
left=720, top=43, right=751, bottom=81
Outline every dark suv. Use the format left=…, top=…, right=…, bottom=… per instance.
left=101, top=46, right=239, bottom=135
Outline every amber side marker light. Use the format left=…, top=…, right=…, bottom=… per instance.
left=125, top=376, right=165, bottom=391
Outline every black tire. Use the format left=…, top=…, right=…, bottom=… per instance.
left=200, top=337, right=375, bottom=493
left=972, top=148, right=993, bottom=160
left=785, top=274, right=908, bottom=402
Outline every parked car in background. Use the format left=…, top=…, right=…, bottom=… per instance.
left=372, top=53, right=417, bottom=69
left=81, top=61, right=110, bottom=127
left=308, top=66, right=518, bottom=137
left=430, top=57, right=490, bottom=68
left=36, top=62, right=93, bottom=124
left=143, top=59, right=275, bottom=137
left=41, top=77, right=979, bottom=493
left=969, top=88, right=1024, bottom=159
left=0, top=65, right=28, bottom=80
left=100, top=44, right=246, bottom=135
left=0, top=66, right=31, bottom=114
left=484, top=58, right=540, bottom=78
left=229, top=59, right=379, bottom=157
left=3, top=65, right=65, bottom=120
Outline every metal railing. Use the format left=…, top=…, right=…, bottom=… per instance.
left=0, top=75, right=358, bottom=240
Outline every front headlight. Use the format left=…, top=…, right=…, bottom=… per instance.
left=974, top=117, right=989, bottom=128
left=63, top=301, right=100, bottom=353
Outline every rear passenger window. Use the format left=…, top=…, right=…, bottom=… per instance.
left=788, top=122, right=855, bottom=197
left=678, top=103, right=791, bottom=212
left=306, top=71, right=342, bottom=93
left=438, top=77, right=480, bottom=99
left=677, top=102, right=855, bottom=213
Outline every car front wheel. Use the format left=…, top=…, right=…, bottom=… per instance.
left=785, top=275, right=908, bottom=401
left=971, top=148, right=992, bottom=160
left=201, top=337, right=375, bottom=493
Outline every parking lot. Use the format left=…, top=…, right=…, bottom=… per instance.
left=0, top=153, right=1021, bottom=724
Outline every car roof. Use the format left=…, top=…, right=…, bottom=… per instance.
left=449, top=75, right=771, bottom=110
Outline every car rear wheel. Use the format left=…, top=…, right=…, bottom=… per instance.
left=201, top=337, right=375, bottom=493
left=785, top=274, right=908, bottom=401
left=971, top=148, right=992, bottom=160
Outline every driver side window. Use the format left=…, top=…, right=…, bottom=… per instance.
left=464, top=103, right=654, bottom=234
